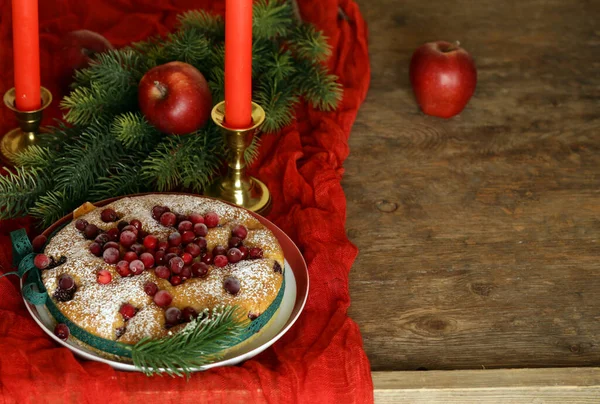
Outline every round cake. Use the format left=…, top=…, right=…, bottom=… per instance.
left=38, top=194, right=284, bottom=348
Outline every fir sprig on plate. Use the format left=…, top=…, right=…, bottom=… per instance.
left=0, top=0, right=342, bottom=227
left=131, top=305, right=248, bottom=377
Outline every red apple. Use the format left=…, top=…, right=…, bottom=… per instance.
left=138, top=62, right=212, bottom=135
left=409, top=41, right=477, bottom=118
left=56, top=30, right=113, bottom=92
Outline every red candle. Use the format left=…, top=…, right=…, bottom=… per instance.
left=224, top=0, right=253, bottom=128
left=12, top=0, right=41, bottom=111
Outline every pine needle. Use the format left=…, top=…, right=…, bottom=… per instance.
left=289, top=24, right=332, bottom=62
left=132, top=305, right=248, bottom=377
left=12, top=146, right=56, bottom=170
left=253, top=0, right=294, bottom=40
left=0, top=167, right=49, bottom=220
left=112, top=112, right=160, bottom=149
left=29, top=190, right=81, bottom=229
left=178, top=10, right=224, bottom=38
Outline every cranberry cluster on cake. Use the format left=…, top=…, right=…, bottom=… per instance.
left=38, top=195, right=284, bottom=345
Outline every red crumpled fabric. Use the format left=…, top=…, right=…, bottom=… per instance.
left=0, top=0, right=372, bottom=402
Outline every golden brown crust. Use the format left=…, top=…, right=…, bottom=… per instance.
left=41, top=194, right=284, bottom=344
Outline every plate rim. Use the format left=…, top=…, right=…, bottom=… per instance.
left=23, top=192, right=309, bottom=372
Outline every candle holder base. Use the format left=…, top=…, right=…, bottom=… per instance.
left=204, top=101, right=272, bottom=216
left=1, top=87, right=53, bottom=167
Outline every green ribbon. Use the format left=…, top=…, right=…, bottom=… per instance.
left=8, top=228, right=286, bottom=361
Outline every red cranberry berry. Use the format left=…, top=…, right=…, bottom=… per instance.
left=178, top=220, right=193, bottom=233
left=200, top=252, right=213, bottom=265
left=152, top=205, right=169, bottom=220
left=189, top=213, right=204, bottom=224
left=204, top=212, right=219, bottom=228
left=84, top=224, right=99, bottom=240
left=167, top=246, right=182, bottom=255
left=249, top=247, right=263, bottom=259
left=34, top=254, right=51, bottom=270
left=143, top=281, right=159, bottom=296
left=160, top=212, right=177, bottom=227
left=75, top=219, right=88, bottom=231
left=175, top=214, right=189, bottom=223
left=129, top=260, right=145, bottom=275
left=184, top=243, right=201, bottom=258
left=117, top=221, right=129, bottom=232
left=155, top=250, right=166, bottom=265
left=227, top=248, right=243, bottom=264
left=274, top=261, right=283, bottom=274
left=181, top=307, right=198, bottom=322
left=169, top=256, right=184, bottom=274
left=165, top=307, right=182, bottom=326
left=154, top=265, right=170, bottom=279
left=239, top=246, right=249, bottom=259
left=170, top=275, right=182, bottom=286
left=121, top=225, right=138, bottom=235
left=224, top=277, right=241, bottom=295
left=164, top=252, right=178, bottom=263
left=130, top=219, right=143, bottom=232
left=94, top=233, right=110, bottom=246
left=119, top=303, right=137, bottom=320
left=31, top=235, right=47, bottom=252
left=140, top=252, right=155, bottom=269
left=106, top=227, right=119, bottom=241
left=214, top=255, right=228, bottom=268
left=103, top=241, right=119, bottom=251
left=97, top=269, right=112, bottom=284
left=191, top=262, right=209, bottom=278
left=129, top=243, right=145, bottom=255
left=181, top=230, right=195, bottom=244
left=58, top=274, right=75, bottom=291
left=232, top=224, right=248, bottom=240
left=228, top=236, right=242, bottom=248
left=103, top=247, right=120, bottom=264
left=181, top=252, right=193, bottom=265
left=168, top=232, right=182, bottom=247
left=143, top=235, right=158, bottom=250
left=180, top=265, right=192, bottom=280
left=116, top=260, right=132, bottom=277
left=212, top=245, right=227, bottom=257
left=120, top=230, right=137, bottom=248
left=54, top=323, right=70, bottom=340
left=193, top=223, right=208, bottom=237
left=88, top=243, right=102, bottom=257
left=123, top=251, right=138, bottom=262
left=100, top=208, right=118, bottom=222
left=153, top=290, right=173, bottom=307
left=157, top=241, right=169, bottom=251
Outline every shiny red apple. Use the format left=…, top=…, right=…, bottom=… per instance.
left=409, top=41, right=477, bottom=118
left=138, top=62, right=212, bottom=135
left=56, top=30, right=113, bottom=92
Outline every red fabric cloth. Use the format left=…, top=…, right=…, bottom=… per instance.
left=0, top=0, right=372, bottom=402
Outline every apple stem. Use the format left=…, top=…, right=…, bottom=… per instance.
left=153, top=81, right=168, bottom=98
left=443, top=41, right=461, bottom=53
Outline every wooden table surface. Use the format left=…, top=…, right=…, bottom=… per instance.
left=345, top=0, right=600, bottom=373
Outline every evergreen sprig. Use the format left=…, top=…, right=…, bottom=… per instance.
left=131, top=305, right=248, bottom=377
left=1, top=0, right=342, bottom=226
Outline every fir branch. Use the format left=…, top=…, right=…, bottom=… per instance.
left=208, top=65, right=225, bottom=103
left=89, top=161, right=146, bottom=202
left=179, top=128, right=223, bottom=192
left=141, top=138, right=183, bottom=191
left=60, top=85, right=100, bottom=126
left=29, top=190, right=81, bottom=229
left=254, top=80, right=298, bottom=133
left=12, top=146, right=56, bottom=170
left=288, top=24, right=332, bottom=62
left=89, top=49, right=145, bottom=89
left=297, top=62, right=343, bottom=111
left=0, top=167, right=49, bottom=220
left=261, top=49, right=296, bottom=82
left=244, top=136, right=261, bottom=165
left=163, top=29, right=211, bottom=70
left=39, top=121, right=81, bottom=153
left=178, top=10, right=224, bottom=39
left=112, top=112, right=160, bottom=150
left=131, top=305, right=248, bottom=377
left=253, top=0, right=294, bottom=40
left=54, top=120, right=122, bottom=198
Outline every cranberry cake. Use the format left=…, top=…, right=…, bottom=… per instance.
left=38, top=194, right=284, bottom=348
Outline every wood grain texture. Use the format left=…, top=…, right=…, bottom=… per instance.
left=373, top=368, right=600, bottom=403
left=345, top=0, right=600, bottom=370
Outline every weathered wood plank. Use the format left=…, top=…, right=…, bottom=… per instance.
left=373, top=369, right=600, bottom=403
left=346, top=0, right=600, bottom=370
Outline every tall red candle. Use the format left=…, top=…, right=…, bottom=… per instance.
left=12, top=0, right=41, bottom=111
left=224, top=0, right=253, bottom=128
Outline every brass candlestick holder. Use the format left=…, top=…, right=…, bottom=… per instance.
left=1, top=87, right=52, bottom=166
left=205, top=101, right=272, bottom=215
